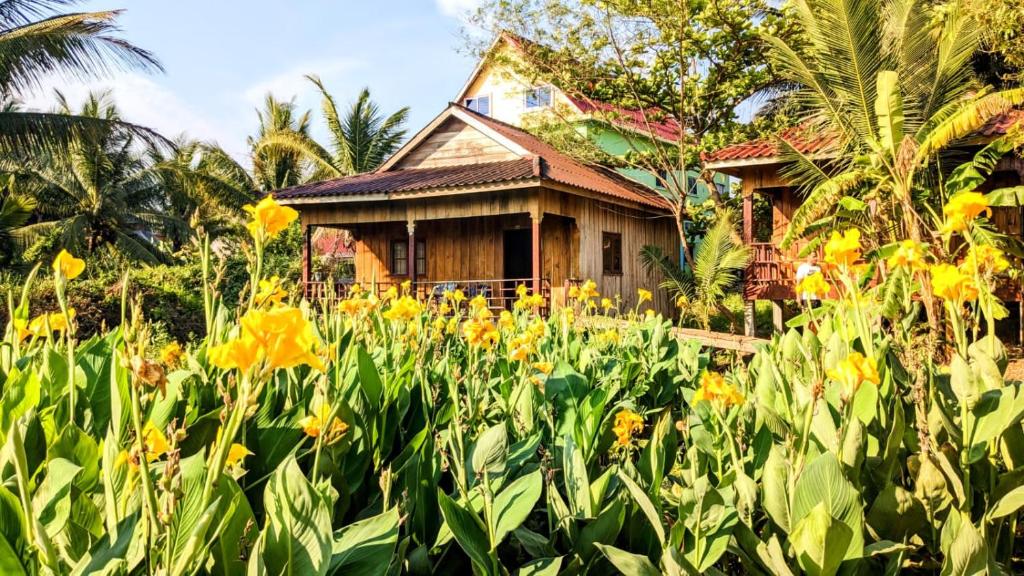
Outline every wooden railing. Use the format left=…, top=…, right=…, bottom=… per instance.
left=304, top=278, right=552, bottom=313
left=745, top=242, right=794, bottom=300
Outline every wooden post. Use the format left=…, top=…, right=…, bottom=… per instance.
left=407, top=220, right=416, bottom=285
left=742, top=182, right=755, bottom=336
left=742, top=188, right=753, bottom=244
left=302, top=224, right=312, bottom=286
left=531, top=214, right=543, bottom=294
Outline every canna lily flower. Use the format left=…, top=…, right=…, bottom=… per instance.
left=52, top=249, right=85, bottom=281
left=451, top=289, right=466, bottom=304
left=580, top=279, right=599, bottom=300
left=827, top=352, right=880, bottom=397
left=240, top=306, right=325, bottom=371
left=962, top=244, right=1010, bottom=275
left=597, top=329, right=619, bottom=346
left=516, top=284, right=529, bottom=298
left=243, top=195, right=298, bottom=240
left=887, top=240, right=928, bottom=271
left=941, top=192, right=991, bottom=234
left=383, top=286, right=398, bottom=300
left=930, top=264, right=979, bottom=303
left=532, top=361, right=553, bottom=375
left=130, top=355, right=168, bottom=395
left=381, top=295, right=422, bottom=322
left=299, top=403, right=349, bottom=443
left=612, top=410, right=644, bottom=447
left=528, top=317, right=546, bottom=339
left=225, top=443, right=253, bottom=469
left=208, top=334, right=263, bottom=374
left=638, top=288, right=652, bottom=304
left=462, top=317, right=500, bottom=350
left=499, top=310, right=515, bottom=330
left=823, top=229, right=862, bottom=269
left=601, top=297, right=613, bottom=311
left=160, top=341, right=185, bottom=366
left=692, top=371, right=745, bottom=408
left=796, top=271, right=832, bottom=299
left=27, top=309, right=76, bottom=337
left=141, top=422, right=170, bottom=462
left=568, top=285, right=580, bottom=299
left=256, top=276, right=288, bottom=307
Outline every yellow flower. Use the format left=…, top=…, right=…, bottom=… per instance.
left=299, top=403, right=349, bottom=443
left=580, top=280, right=599, bottom=300
left=27, top=309, right=76, bottom=337
left=383, top=286, right=398, bottom=300
left=637, top=289, right=652, bottom=304
left=675, top=295, right=688, bottom=309
left=256, top=276, right=288, bottom=307
left=349, top=283, right=363, bottom=296
left=141, top=422, right=170, bottom=462
left=533, top=361, right=553, bottom=375
left=52, top=249, right=85, bottom=280
left=381, top=295, right=422, bottom=322
left=612, top=410, right=644, bottom=447
left=451, top=289, right=466, bottom=304
left=942, top=192, right=991, bottom=234
left=208, top=334, right=262, bottom=373
left=12, top=317, right=30, bottom=342
left=240, top=306, right=325, bottom=371
left=962, top=244, right=1010, bottom=275
left=597, top=329, right=619, bottom=346
left=601, top=297, right=613, bottom=311
left=692, top=371, right=744, bottom=408
left=568, top=285, right=580, bottom=299
left=160, top=341, right=185, bottom=366
left=824, top=229, right=862, bottom=268
left=887, top=240, right=928, bottom=271
left=528, top=317, right=546, bottom=339
left=930, top=264, right=979, bottom=303
left=827, top=352, right=880, bottom=396
left=225, top=443, right=253, bottom=469
left=516, top=284, right=529, bottom=298
left=462, top=318, right=500, bottom=350
left=401, top=279, right=411, bottom=293
left=469, top=294, right=488, bottom=312
left=499, top=310, right=514, bottom=330
left=439, top=302, right=451, bottom=315
left=243, top=195, right=298, bottom=240
left=795, top=271, right=832, bottom=299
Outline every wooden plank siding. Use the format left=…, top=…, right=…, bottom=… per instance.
left=393, top=117, right=520, bottom=169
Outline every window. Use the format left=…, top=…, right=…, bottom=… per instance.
left=464, top=95, right=490, bottom=116
left=602, top=232, right=623, bottom=275
left=686, top=175, right=697, bottom=194
left=391, top=238, right=426, bottom=276
left=524, top=86, right=552, bottom=109
left=656, top=169, right=670, bottom=188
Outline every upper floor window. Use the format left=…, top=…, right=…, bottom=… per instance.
left=464, top=95, right=490, bottom=116
left=390, top=238, right=426, bottom=276
left=602, top=232, right=623, bottom=276
left=524, top=86, right=552, bottom=109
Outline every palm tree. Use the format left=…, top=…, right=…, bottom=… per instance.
left=767, top=0, right=1024, bottom=249
left=13, top=91, right=176, bottom=263
left=249, top=94, right=316, bottom=190
left=0, top=0, right=163, bottom=155
left=0, top=179, right=34, bottom=267
left=642, top=209, right=751, bottom=330
left=259, top=77, right=410, bottom=178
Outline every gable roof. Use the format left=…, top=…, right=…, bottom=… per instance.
left=455, top=31, right=681, bottom=144
left=704, top=111, right=1024, bottom=171
left=274, top=103, right=671, bottom=211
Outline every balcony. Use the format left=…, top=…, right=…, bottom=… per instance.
left=304, top=277, right=552, bottom=313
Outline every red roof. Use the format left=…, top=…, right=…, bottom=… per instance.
left=274, top=159, right=535, bottom=200
left=566, top=95, right=682, bottom=142
left=705, top=111, right=1024, bottom=166
left=457, top=104, right=671, bottom=209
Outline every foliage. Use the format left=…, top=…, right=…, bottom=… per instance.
left=642, top=208, right=750, bottom=330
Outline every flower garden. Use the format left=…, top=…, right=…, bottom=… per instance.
left=2, top=192, right=1023, bottom=576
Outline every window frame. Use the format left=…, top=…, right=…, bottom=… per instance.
left=602, top=231, right=623, bottom=276
left=464, top=94, right=491, bottom=116
left=524, top=85, right=552, bottom=109
left=390, top=238, right=427, bottom=277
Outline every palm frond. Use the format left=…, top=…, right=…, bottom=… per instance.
left=782, top=169, right=868, bottom=248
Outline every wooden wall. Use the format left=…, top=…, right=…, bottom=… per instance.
left=393, top=117, right=520, bottom=169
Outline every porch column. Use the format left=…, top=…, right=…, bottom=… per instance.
left=742, top=187, right=755, bottom=337
left=407, top=220, right=416, bottom=285
left=302, top=224, right=312, bottom=286
left=531, top=214, right=543, bottom=294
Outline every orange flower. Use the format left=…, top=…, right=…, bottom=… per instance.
left=941, top=192, right=991, bottom=234
left=462, top=317, right=500, bottom=350
left=795, top=271, right=831, bottom=299
left=612, top=410, right=644, bottom=446
left=208, top=334, right=262, bottom=373
left=827, top=352, right=880, bottom=396
left=532, top=361, right=553, bottom=374
left=256, top=276, right=288, bottom=307
left=52, top=249, right=85, bottom=280
left=243, top=195, right=298, bottom=240
left=692, top=371, right=744, bottom=408
left=930, top=264, right=979, bottom=303
left=240, top=306, right=324, bottom=371
left=225, top=443, right=253, bottom=469
left=381, top=295, right=422, bottom=322
left=887, top=240, right=928, bottom=271
left=299, top=403, right=349, bottom=444
left=962, top=244, right=1009, bottom=275
left=823, top=229, right=862, bottom=268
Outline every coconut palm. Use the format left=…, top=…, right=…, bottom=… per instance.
left=249, top=94, right=317, bottom=190
left=769, top=0, right=1024, bottom=249
left=641, top=209, right=750, bottom=330
left=259, top=77, right=410, bottom=178
left=14, top=91, right=175, bottom=263
left=0, top=184, right=34, bottom=267
left=0, top=0, right=163, bottom=155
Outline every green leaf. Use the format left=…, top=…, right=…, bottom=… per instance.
left=209, top=474, right=255, bottom=576
left=562, top=434, right=591, bottom=517
left=0, top=366, right=40, bottom=438
left=329, top=508, right=400, bottom=576
left=940, top=514, right=987, bottom=576
left=986, top=484, right=1024, bottom=521
left=618, top=471, right=665, bottom=543
left=790, top=503, right=853, bottom=576
left=874, top=70, right=904, bottom=157
left=595, top=543, right=661, bottom=576
left=576, top=498, right=625, bottom=562
left=493, top=470, right=542, bottom=547
left=762, top=445, right=791, bottom=532
left=516, top=556, right=563, bottom=576
left=984, top=186, right=1024, bottom=207
left=438, top=490, right=494, bottom=575
left=357, top=346, right=383, bottom=409
left=791, top=453, right=864, bottom=561
left=470, top=424, right=508, bottom=476
left=259, top=456, right=333, bottom=576
left=71, top=513, right=138, bottom=576
left=34, top=458, right=81, bottom=538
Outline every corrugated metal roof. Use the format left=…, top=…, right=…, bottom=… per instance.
left=274, top=159, right=536, bottom=200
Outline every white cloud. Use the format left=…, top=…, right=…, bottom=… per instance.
left=19, top=73, right=242, bottom=155
left=436, top=0, right=482, bottom=18
left=242, top=58, right=366, bottom=109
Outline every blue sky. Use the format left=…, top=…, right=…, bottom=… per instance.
left=22, top=0, right=484, bottom=159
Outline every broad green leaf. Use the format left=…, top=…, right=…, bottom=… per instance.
left=0, top=367, right=39, bottom=437
left=618, top=471, right=665, bottom=543
left=576, top=498, right=625, bottom=562
left=874, top=70, right=904, bottom=156
left=595, top=543, right=660, bottom=576
left=516, top=556, right=562, bottom=576
left=562, top=434, right=591, bottom=517
left=209, top=474, right=255, bottom=576
left=438, top=490, right=494, bottom=575
left=329, top=508, right=400, bottom=576
left=986, top=484, right=1024, bottom=521
left=790, top=503, right=852, bottom=576
left=34, top=458, right=81, bottom=538
left=940, top=514, right=987, bottom=576
left=493, top=470, right=542, bottom=546
left=470, top=424, right=508, bottom=476
left=71, top=513, right=138, bottom=576
left=791, top=452, right=864, bottom=561
left=260, top=456, right=333, bottom=576
left=357, top=346, right=383, bottom=409
left=762, top=445, right=791, bottom=532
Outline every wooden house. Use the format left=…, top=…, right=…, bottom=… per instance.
left=275, top=103, right=679, bottom=312
left=703, top=113, right=1024, bottom=337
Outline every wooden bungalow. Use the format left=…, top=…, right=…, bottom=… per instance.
left=703, top=112, right=1024, bottom=338
left=274, top=103, right=679, bottom=312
